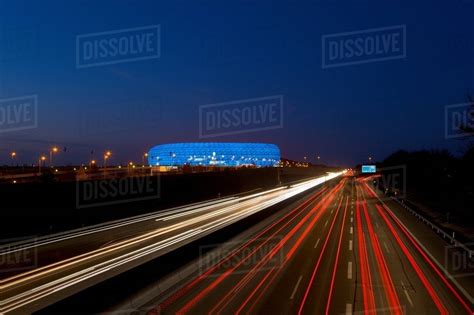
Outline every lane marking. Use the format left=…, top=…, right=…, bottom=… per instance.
left=360, top=195, right=401, bottom=311
left=314, top=238, right=321, bottom=249
left=296, top=192, right=346, bottom=314
left=349, top=240, right=353, bottom=251
left=401, top=280, right=414, bottom=307
left=347, top=261, right=353, bottom=279
left=325, top=220, right=329, bottom=227
left=346, top=303, right=352, bottom=315
left=383, top=241, right=390, bottom=253
left=2, top=175, right=348, bottom=314
left=350, top=227, right=353, bottom=234
left=350, top=217, right=353, bottom=223
left=324, top=197, right=349, bottom=315
left=290, top=275, right=303, bottom=300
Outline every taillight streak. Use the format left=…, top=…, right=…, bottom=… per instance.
left=176, top=182, right=344, bottom=314
left=245, top=187, right=347, bottom=314
left=158, top=187, right=328, bottom=311
left=297, top=194, right=346, bottom=315
left=365, top=182, right=472, bottom=314
left=375, top=204, right=448, bottom=315
left=361, top=199, right=401, bottom=314
left=355, top=186, right=376, bottom=314
left=217, top=180, right=345, bottom=314
left=380, top=201, right=473, bottom=314
left=324, top=196, right=349, bottom=315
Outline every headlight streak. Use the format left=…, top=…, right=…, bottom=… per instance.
left=0, top=197, right=239, bottom=256
left=0, top=172, right=345, bottom=314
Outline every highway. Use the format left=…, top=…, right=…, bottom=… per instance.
left=130, top=175, right=474, bottom=315
left=0, top=172, right=343, bottom=314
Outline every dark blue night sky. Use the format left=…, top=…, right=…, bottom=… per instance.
left=0, top=0, right=472, bottom=166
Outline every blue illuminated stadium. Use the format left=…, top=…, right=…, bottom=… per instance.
left=147, top=143, right=280, bottom=167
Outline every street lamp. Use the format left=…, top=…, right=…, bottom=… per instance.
left=103, top=155, right=110, bottom=177
left=10, top=152, right=16, bottom=166
left=143, top=153, right=149, bottom=166
left=103, top=151, right=112, bottom=168
left=368, top=156, right=373, bottom=162
left=50, top=147, right=59, bottom=167
left=39, top=155, right=46, bottom=173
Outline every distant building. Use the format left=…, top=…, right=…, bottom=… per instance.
left=147, top=142, right=280, bottom=167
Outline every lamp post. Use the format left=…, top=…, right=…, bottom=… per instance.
left=103, top=154, right=109, bottom=168
left=103, top=155, right=110, bottom=178
left=103, top=151, right=112, bottom=168
left=50, top=147, right=59, bottom=167
left=39, top=155, right=46, bottom=173
left=143, top=153, right=149, bottom=166
left=10, top=152, right=16, bottom=166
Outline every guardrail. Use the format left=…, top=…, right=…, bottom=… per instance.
left=391, top=197, right=473, bottom=259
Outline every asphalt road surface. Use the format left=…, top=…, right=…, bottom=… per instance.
left=0, top=173, right=343, bottom=314
left=140, top=175, right=474, bottom=315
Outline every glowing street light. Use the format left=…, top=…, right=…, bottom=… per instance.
left=50, top=146, right=59, bottom=167
left=39, top=155, right=47, bottom=173
left=103, top=151, right=112, bottom=169
left=142, top=152, right=149, bottom=166
left=128, top=161, right=134, bottom=173
left=10, top=152, right=16, bottom=166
